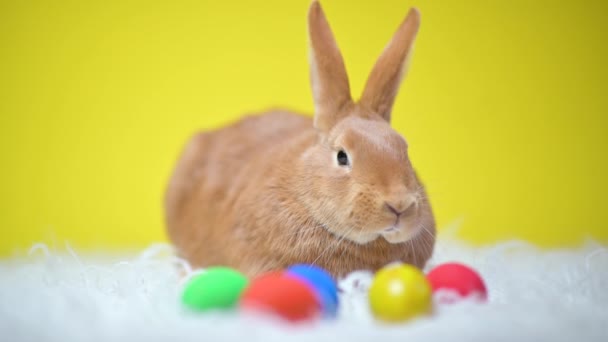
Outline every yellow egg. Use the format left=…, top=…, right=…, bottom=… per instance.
left=368, top=263, right=433, bottom=322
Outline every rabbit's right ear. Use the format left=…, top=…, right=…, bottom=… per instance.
left=359, top=8, right=420, bottom=123
left=308, top=1, right=352, bottom=133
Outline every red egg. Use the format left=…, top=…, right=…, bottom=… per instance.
left=240, top=271, right=321, bottom=322
left=426, top=263, right=487, bottom=302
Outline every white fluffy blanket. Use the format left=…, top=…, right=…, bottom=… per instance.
left=1, top=235, right=607, bottom=342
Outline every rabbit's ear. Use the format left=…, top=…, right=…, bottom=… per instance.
left=308, top=1, right=352, bottom=132
left=359, top=8, right=420, bottom=123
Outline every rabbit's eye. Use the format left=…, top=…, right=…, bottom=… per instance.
left=337, top=150, right=349, bottom=166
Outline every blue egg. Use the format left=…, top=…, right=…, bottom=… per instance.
left=287, top=264, right=339, bottom=317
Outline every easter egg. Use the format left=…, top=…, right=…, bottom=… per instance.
left=368, top=263, right=432, bottom=322
left=287, top=264, right=339, bottom=317
left=426, top=262, right=487, bottom=302
left=240, top=271, right=321, bottom=322
left=181, top=267, right=249, bottom=312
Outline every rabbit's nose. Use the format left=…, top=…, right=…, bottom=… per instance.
left=385, top=203, right=403, bottom=216
left=384, top=197, right=416, bottom=217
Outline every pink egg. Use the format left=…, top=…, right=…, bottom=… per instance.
left=426, top=263, right=487, bottom=303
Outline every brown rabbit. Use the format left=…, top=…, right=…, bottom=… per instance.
left=165, top=1, right=435, bottom=278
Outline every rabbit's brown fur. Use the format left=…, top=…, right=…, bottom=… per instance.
left=165, top=1, right=436, bottom=278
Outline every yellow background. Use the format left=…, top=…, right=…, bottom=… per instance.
left=1, top=0, right=607, bottom=256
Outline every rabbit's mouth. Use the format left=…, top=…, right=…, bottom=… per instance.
left=380, top=211, right=405, bottom=234
left=384, top=226, right=399, bottom=233
left=379, top=219, right=422, bottom=244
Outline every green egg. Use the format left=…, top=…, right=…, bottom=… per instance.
left=181, top=267, right=249, bottom=312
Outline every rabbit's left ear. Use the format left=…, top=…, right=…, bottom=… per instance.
left=308, top=1, right=352, bottom=133
left=359, top=8, right=420, bottom=123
